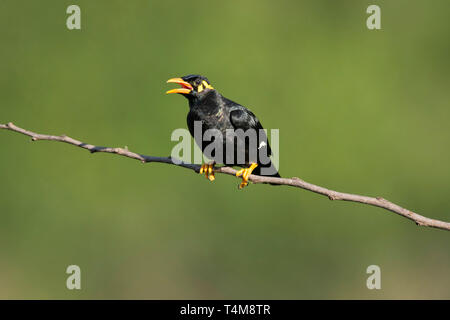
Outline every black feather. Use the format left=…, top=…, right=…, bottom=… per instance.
left=177, top=75, right=281, bottom=179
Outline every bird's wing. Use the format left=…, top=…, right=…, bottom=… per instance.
left=229, top=107, right=272, bottom=157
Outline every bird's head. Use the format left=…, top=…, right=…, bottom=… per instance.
left=166, top=74, right=214, bottom=100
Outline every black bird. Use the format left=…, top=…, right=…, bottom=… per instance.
left=166, top=74, right=280, bottom=189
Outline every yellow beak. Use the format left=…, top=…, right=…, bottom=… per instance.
left=166, top=78, right=193, bottom=94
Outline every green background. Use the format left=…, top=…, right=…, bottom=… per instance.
left=0, top=0, right=449, bottom=299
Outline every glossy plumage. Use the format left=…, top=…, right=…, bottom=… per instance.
left=169, top=74, right=280, bottom=179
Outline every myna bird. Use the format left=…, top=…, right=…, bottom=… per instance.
left=166, top=74, right=280, bottom=189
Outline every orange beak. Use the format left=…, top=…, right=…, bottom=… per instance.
left=166, top=78, right=193, bottom=94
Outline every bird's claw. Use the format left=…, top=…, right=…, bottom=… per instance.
left=199, top=162, right=215, bottom=181
left=235, top=163, right=258, bottom=189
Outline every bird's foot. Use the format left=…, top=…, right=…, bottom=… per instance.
left=235, top=163, right=258, bottom=189
left=199, top=161, right=216, bottom=181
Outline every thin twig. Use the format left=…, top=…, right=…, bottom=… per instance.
left=1, top=122, right=449, bottom=231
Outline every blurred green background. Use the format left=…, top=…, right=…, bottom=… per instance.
left=0, top=0, right=449, bottom=299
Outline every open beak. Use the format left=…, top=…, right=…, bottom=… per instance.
left=166, top=78, right=193, bottom=94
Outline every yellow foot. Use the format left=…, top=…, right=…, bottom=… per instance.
left=235, top=163, right=258, bottom=189
left=199, top=162, right=216, bottom=181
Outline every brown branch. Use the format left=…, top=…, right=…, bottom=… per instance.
left=1, top=122, right=449, bottom=231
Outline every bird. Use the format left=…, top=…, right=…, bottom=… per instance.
left=166, top=74, right=280, bottom=189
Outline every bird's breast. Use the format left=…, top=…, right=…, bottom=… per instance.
left=187, top=105, right=231, bottom=135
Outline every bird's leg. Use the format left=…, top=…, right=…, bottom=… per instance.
left=199, top=161, right=216, bottom=181
left=235, top=163, right=258, bottom=189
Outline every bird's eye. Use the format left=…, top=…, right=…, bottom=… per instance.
left=194, top=79, right=214, bottom=93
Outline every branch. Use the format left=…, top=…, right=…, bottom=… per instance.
left=1, top=122, right=449, bottom=231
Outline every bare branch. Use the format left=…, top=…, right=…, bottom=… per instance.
left=1, top=122, right=449, bottom=231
